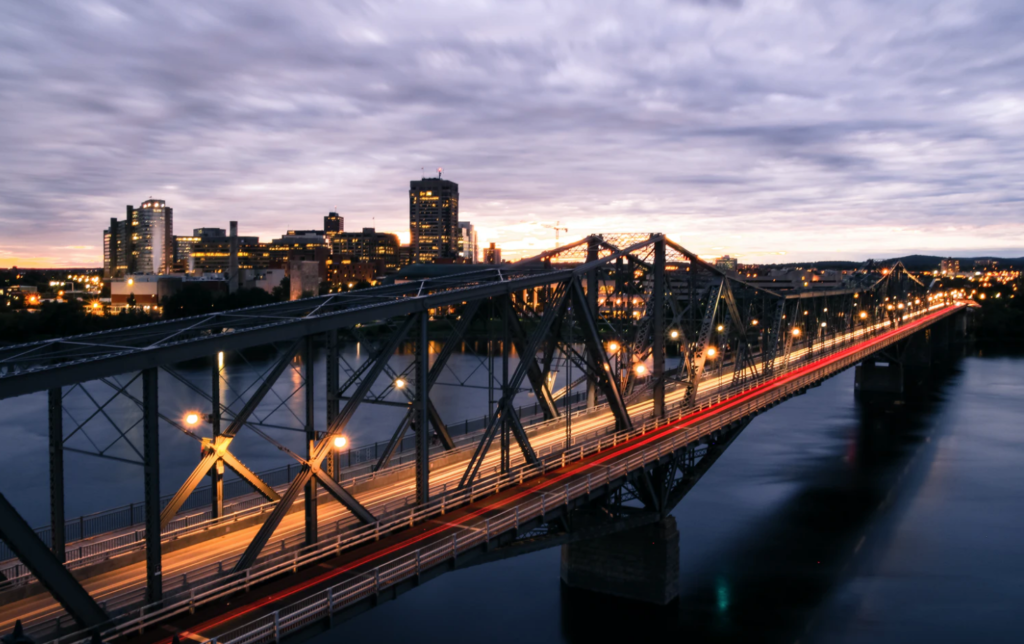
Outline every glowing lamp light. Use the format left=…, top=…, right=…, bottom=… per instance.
left=669, top=330, right=679, bottom=339
left=751, top=319, right=759, bottom=326
left=716, top=324, right=724, bottom=332
left=394, top=378, right=406, bottom=389
left=707, top=347, right=717, bottom=357
left=184, top=412, right=201, bottom=426
left=821, top=322, right=828, bottom=328
left=860, top=311, right=868, bottom=319
left=792, top=328, right=801, bottom=337
left=634, top=364, right=647, bottom=375
left=333, top=436, right=348, bottom=449
left=608, top=341, right=620, bottom=353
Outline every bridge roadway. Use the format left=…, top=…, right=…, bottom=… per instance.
left=0, top=303, right=958, bottom=641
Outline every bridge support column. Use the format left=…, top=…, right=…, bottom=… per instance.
left=304, top=336, right=318, bottom=546
left=854, top=360, right=902, bottom=402
left=415, top=313, right=430, bottom=505
left=48, top=388, right=65, bottom=562
left=586, top=236, right=599, bottom=410
left=326, top=330, right=339, bottom=480
left=561, top=515, right=679, bottom=605
left=652, top=236, right=665, bottom=418
left=953, top=309, right=968, bottom=341
left=210, top=358, right=223, bottom=520
left=142, top=368, right=163, bottom=604
left=903, top=331, right=932, bottom=393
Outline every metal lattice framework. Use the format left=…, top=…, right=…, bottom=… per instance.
left=0, top=233, right=945, bottom=637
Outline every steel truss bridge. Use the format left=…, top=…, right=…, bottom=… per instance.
left=0, top=233, right=966, bottom=644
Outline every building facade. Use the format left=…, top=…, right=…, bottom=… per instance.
left=483, top=242, right=501, bottom=265
left=331, top=227, right=401, bottom=275
left=458, top=221, right=478, bottom=263
left=324, top=212, right=344, bottom=240
left=103, top=199, right=174, bottom=276
left=130, top=200, right=174, bottom=274
left=409, top=177, right=459, bottom=263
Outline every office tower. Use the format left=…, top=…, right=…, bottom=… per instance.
left=458, top=221, right=478, bottom=263
left=324, top=212, right=344, bottom=240
left=409, top=176, right=459, bottom=263
left=103, top=217, right=129, bottom=279
left=128, top=199, right=173, bottom=274
left=104, top=200, right=172, bottom=276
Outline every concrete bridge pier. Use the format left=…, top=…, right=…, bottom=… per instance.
left=560, top=516, right=679, bottom=605
left=854, top=359, right=903, bottom=403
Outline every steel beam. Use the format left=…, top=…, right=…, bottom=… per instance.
left=569, top=279, right=633, bottom=432
left=232, top=317, right=414, bottom=573
left=459, top=285, right=570, bottom=487
left=220, top=452, right=281, bottom=502
left=210, top=357, right=223, bottom=520
left=159, top=341, right=300, bottom=529
left=142, top=368, right=162, bottom=604
left=763, top=299, right=786, bottom=376
left=684, top=281, right=722, bottom=408
left=304, top=336, right=318, bottom=546
left=501, top=297, right=560, bottom=420
left=313, top=470, right=375, bottom=524
left=326, top=330, right=339, bottom=480
left=415, top=313, right=430, bottom=504
left=586, top=236, right=599, bottom=409
left=0, top=492, right=108, bottom=629
left=48, top=388, right=65, bottom=563
left=372, top=303, right=480, bottom=471
left=652, top=237, right=665, bottom=418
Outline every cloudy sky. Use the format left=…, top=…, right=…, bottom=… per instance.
left=1, top=0, right=1023, bottom=267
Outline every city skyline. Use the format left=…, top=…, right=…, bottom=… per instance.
left=3, top=1, right=1024, bottom=269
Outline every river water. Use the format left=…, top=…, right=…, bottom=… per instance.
left=313, top=347, right=1024, bottom=644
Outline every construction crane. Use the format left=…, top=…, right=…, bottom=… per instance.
left=542, top=221, right=568, bottom=246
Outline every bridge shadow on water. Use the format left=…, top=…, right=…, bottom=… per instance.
left=558, top=359, right=964, bottom=644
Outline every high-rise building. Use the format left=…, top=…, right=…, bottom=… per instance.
left=324, top=212, right=344, bottom=240
left=409, top=177, right=459, bottom=263
left=103, top=217, right=131, bottom=278
left=129, top=199, right=174, bottom=274
left=940, top=258, right=960, bottom=274
left=458, top=221, right=478, bottom=263
left=104, top=200, right=173, bottom=276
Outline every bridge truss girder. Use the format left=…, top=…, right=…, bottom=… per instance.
left=0, top=233, right=941, bottom=628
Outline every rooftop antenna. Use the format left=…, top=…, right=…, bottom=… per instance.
left=438, top=167, right=443, bottom=179
left=421, top=167, right=424, bottom=179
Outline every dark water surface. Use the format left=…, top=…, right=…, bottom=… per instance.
left=314, top=349, right=1024, bottom=644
